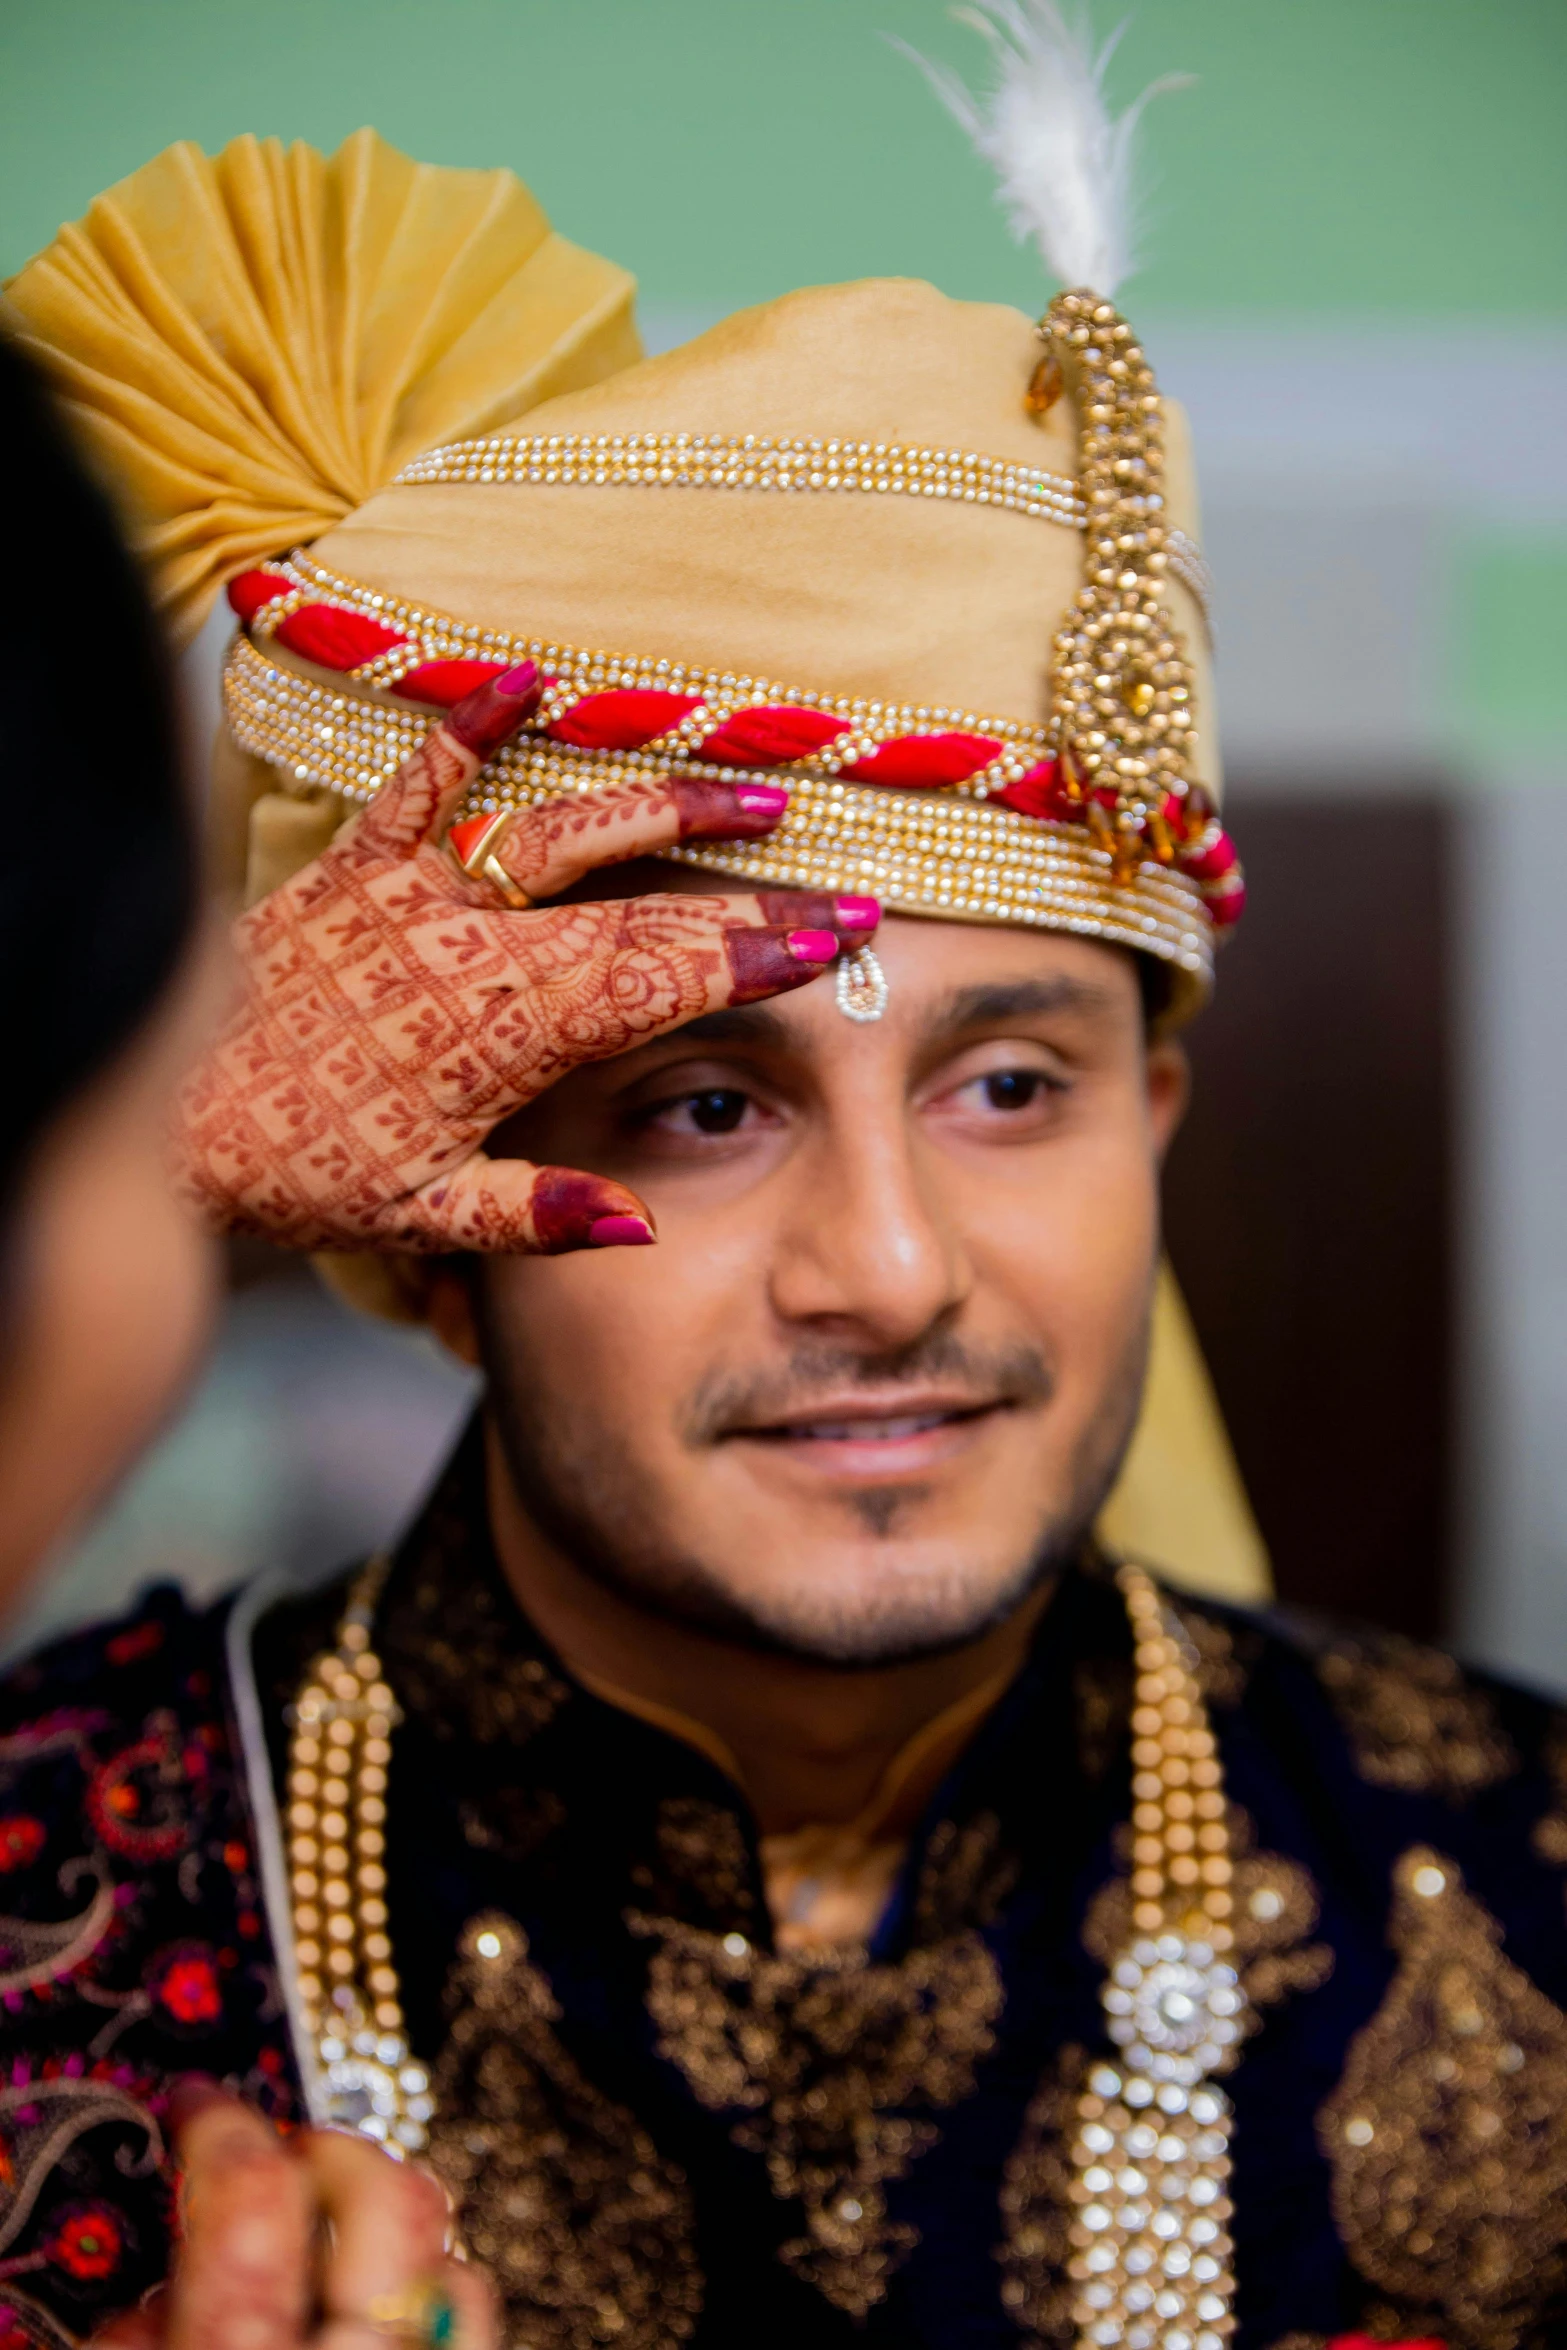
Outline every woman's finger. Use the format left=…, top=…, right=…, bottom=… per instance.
left=87, top=2296, right=164, bottom=2350
left=453, top=774, right=790, bottom=902
left=495, top=892, right=856, bottom=1047
left=423, top=2257, right=495, bottom=2350
left=380, top=1154, right=657, bottom=1253
left=317, top=2256, right=494, bottom=2350
left=294, top=2130, right=450, bottom=2337
left=164, top=2085, right=314, bottom=2350
left=507, top=885, right=877, bottom=966
left=526, top=886, right=875, bottom=974
left=346, top=665, right=542, bottom=863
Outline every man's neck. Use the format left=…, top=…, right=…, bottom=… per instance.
left=482, top=1418, right=1050, bottom=1838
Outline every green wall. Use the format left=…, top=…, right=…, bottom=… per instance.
left=3, top=0, right=1564, bottom=317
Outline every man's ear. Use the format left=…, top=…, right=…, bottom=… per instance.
left=1145, top=1037, right=1191, bottom=1165
left=425, top=1261, right=483, bottom=1367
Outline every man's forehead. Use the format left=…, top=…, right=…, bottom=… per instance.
left=682, top=910, right=1137, bottom=1064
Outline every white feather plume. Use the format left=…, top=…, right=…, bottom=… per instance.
left=894, top=3, right=1191, bottom=296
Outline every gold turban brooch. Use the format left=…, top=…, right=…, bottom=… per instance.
left=4, top=52, right=1263, bottom=1601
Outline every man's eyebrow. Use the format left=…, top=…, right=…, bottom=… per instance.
left=930, top=977, right=1120, bottom=1032
left=627, top=978, right=1117, bottom=1060
left=657, top=1003, right=795, bottom=1049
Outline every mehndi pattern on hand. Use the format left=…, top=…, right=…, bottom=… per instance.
left=176, top=666, right=878, bottom=1254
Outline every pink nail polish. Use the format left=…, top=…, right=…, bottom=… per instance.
left=448, top=663, right=543, bottom=754
left=589, top=1214, right=656, bottom=1247
left=531, top=1168, right=653, bottom=1253
left=833, top=896, right=881, bottom=931
left=786, top=929, right=838, bottom=962
left=734, top=784, right=790, bottom=815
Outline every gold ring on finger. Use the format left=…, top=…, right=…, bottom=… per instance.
left=444, top=811, right=533, bottom=910
left=362, top=2276, right=461, bottom=2349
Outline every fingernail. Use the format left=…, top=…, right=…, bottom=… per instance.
left=167, top=2074, right=226, bottom=2131
left=447, top=663, right=543, bottom=755
left=588, top=1214, right=656, bottom=1248
left=833, top=895, right=881, bottom=931
left=726, top=927, right=837, bottom=1003
left=531, top=1168, right=656, bottom=1254
left=670, top=778, right=789, bottom=838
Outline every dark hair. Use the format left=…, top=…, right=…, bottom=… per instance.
left=1135, top=948, right=1176, bottom=1036
left=0, top=330, right=195, bottom=1219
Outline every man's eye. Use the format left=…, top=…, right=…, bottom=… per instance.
left=978, top=1069, right=1047, bottom=1111
left=689, top=1089, right=749, bottom=1133
left=646, top=1087, right=754, bottom=1135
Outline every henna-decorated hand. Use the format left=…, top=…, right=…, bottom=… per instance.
left=91, top=2080, right=493, bottom=2350
left=177, top=666, right=879, bottom=1253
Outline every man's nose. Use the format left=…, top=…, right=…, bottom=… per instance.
left=767, top=1113, right=971, bottom=1348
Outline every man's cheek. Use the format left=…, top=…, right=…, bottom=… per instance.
left=498, top=1280, right=694, bottom=1478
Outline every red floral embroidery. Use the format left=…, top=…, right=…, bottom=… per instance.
left=86, top=1736, right=188, bottom=1863
left=0, top=1819, right=44, bottom=1873
left=151, top=1947, right=223, bottom=2027
left=46, top=2204, right=122, bottom=2281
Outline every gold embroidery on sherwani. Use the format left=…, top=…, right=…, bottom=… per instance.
left=1316, top=1633, right=1516, bottom=1800
left=458, top=1784, right=566, bottom=1862
left=1169, top=1601, right=1252, bottom=1710
left=377, top=1488, right=570, bottom=1750
left=1073, top=1651, right=1133, bottom=1785
left=996, top=2045, right=1087, bottom=2345
left=631, top=1796, right=759, bottom=1926
left=1318, top=1847, right=1567, bottom=2350
left=631, top=1824, right=1006, bottom=2319
left=429, top=1913, right=702, bottom=2350
left=636, top=1917, right=1000, bottom=2317
left=912, top=1811, right=1018, bottom=1941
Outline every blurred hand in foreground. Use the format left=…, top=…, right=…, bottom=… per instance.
left=176, top=665, right=879, bottom=1254
left=92, top=2082, right=491, bottom=2350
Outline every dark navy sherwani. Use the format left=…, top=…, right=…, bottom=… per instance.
left=0, top=1424, right=1562, bottom=2349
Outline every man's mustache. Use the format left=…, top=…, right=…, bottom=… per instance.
left=680, top=1331, right=1055, bottom=1446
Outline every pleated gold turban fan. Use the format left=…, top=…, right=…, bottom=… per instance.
left=3, top=9, right=1265, bottom=1603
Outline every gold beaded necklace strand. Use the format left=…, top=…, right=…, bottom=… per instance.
left=285, top=1559, right=434, bottom=2155
left=1065, top=1566, right=1243, bottom=2350
left=283, top=1561, right=1243, bottom=2343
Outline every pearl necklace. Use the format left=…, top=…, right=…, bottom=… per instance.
left=283, top=1561, right=1243, bottom=2347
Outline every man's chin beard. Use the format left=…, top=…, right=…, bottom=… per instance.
left=497, top=1483, right=1081, bottom=1669
left=484, top=1397, right=1142, bottom=1672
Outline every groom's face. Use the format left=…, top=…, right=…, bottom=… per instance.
left=439, top=901, right=1187, bottom=1665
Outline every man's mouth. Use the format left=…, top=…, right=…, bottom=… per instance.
left=777, top=1413, right=960, bottom=1442
left=724, top=1395, right=1009, bottom=1475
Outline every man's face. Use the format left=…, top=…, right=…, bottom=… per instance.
left=458, top=906, right=1187, bottom=1667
